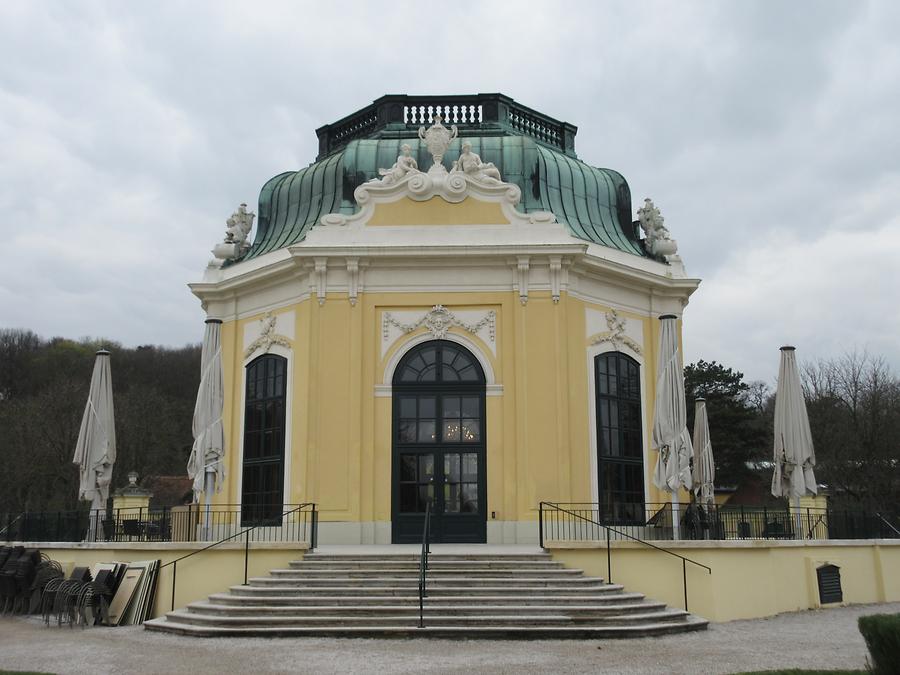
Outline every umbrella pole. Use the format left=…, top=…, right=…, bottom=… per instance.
left=203, top=470, right=214, bottom=540
left=672, top=493, right=681, bottom=540
left=794, top=495, right=802, bottom=540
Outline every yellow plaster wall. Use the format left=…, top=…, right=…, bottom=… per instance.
left=549, top=540, right=900, bottom=622
left=212, top=288, right=688, bottom=527
left=25, top=542, right=304, bottom=618
left=367, top=196, right=509, bottom=226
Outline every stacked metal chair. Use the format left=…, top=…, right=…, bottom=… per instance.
left=0, top=545, right=26, bottom=612
left=28, top=555, right=63, bottom=613
left=40, top=566, right=112, bottom=628
left=1, top=548, right=63, bottom=615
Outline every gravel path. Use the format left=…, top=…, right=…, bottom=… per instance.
left=1, top=602, right=895, bottom=674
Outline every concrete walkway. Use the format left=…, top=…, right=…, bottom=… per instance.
left=1, top=602, right=896, bottom=674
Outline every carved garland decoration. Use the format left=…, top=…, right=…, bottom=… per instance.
left=244, top=312, right=292, bottom=359
left=589, top=309, right=642, bottom=354
left=383, top=305, right=496, bottom=342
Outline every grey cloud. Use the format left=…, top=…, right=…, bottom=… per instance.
left=1, top=0, right=898, bottom=384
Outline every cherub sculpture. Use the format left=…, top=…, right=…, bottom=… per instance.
left=451, top=142, right=502, bottom=184
left=225, top=203, right=255, bottom=252
left=637, top=198, right=677, bottom=257
left=376, top=144, right=420, bottom=184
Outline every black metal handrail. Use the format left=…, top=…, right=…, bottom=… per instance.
left=418, top=500, right=432, bottom=629
left=158, top=503, right=317, bottom=612
left=0, top=512, right=23, bottom=538
left=539, top=502, right=711, bottom=612
left=876, top=512, right=900, bottom=537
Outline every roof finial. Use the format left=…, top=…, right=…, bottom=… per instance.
left=418, top=115, right=458, bottom=175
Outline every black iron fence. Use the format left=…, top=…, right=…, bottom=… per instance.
left=539, top=502, right=900, bottom=544
left=315, top=93, right=578, bottom=159
left=1, top=504, right=318, bottom=546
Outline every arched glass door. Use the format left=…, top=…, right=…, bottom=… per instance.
left=392, top=340, right=487, bottom=543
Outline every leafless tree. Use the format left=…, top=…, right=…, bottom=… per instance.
left=802, top=351, right=900, bottom=516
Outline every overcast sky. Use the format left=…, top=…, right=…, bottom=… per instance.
left=1, top=1, right=898, bottom=385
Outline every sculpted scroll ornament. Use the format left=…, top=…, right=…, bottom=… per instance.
left=244, top=312, right=292, bottom=359
left=383, top=305, right=496, bottom=342
left=589, top=309, right=642, bottom=354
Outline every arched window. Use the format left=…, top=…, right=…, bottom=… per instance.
left=242, top=354, right=286, bottom=525
left=395, top=341, right=484, bottom=384
left=594, top=352, right=644, bottom=524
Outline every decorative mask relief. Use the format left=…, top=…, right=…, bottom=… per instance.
left=382, top=305, right=496, bottom=357
left=244, top=311, right=293, bottom=360
left=587, top=308, right=643, bottom=355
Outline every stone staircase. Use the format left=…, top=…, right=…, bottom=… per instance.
left=144, top=550, right=708, bottom=638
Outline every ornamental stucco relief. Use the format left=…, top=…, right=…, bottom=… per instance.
left=381, top=305, right=496, bottom=358
left=586, top=308, right=643, bottom=355
left=243, top=311, right=294, bottom=360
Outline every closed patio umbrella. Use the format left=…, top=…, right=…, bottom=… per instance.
left=72, top=349, right=116, bottom=541
left=772, top=346, right=817, bottom=538
left=691, top=398, right=715, bottom=509
left=187, top=319, right=225, bottom=537
left=651, top=315, right=693, bottom=539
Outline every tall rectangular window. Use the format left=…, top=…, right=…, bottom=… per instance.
left=242, top=354, right=287, bottom=525
left=595, top=352, right=644, bottom=525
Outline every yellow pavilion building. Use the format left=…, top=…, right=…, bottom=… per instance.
left=192, top=94, right=700, bottom=545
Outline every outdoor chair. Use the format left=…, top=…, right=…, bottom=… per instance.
left=0, top=546, right=24, bottom=613
left=762, top=519, right=794, bottom=539
left=28, top=555, right=62, bottom=613
left=11, top=549, right=39, bottom=613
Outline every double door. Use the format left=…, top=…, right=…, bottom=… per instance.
left=392, top=391, right=486, bottom=543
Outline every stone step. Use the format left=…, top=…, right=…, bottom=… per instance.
left=269, top=568, right=581, bottom=578
left=234, top=585, right=612, bottom=597
left=299, top=554, right=553, bottom=563
left=210, top=590, right=643, bottom=606
left=289, top=560, right=565, bottom=570
left=247, top=575, right=605, bottom=588
left=144, top=616, right=710, bottom=639
left=188, top=600, right=667, bottom=617
left=144, top=551, right=708, bottom=639
left=163, top=608, right=690, bottom=629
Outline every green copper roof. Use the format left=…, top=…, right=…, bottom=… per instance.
left=243, top=95, right=647, bottom=261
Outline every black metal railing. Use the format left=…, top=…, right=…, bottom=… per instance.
left=315, top=93, right=578, bottom=160
left=540, top=502, right=711, bottom=611
left=160, top=503, right=317, bottom=612
left=2, top=503, right=318, bottom=545
left=536, top=501, right=900, bottom=543
left=418, top=499, right=432, bottom=629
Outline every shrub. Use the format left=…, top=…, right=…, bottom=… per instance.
left=858, top=613, right=900, bottom=675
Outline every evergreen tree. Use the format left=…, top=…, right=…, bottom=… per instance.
left=683, top=360, right=770, bottom=488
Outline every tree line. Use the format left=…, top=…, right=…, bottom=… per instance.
left=685, top=353, right=900, bottom=518
left=0, top=329, right=200, bottom=513
left=1, top=327, right=897, bottom=517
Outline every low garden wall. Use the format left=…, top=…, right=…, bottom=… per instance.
left=547, top=538, right=900, bottom=622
